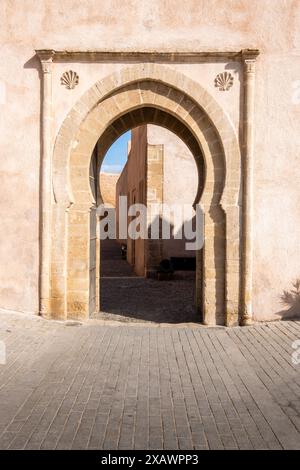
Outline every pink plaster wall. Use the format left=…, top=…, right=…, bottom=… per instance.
left=0, top=1, right=299, bottom=320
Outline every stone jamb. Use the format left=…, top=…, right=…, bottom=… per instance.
left=36, top=50, right=55, bottom=317
left=240, top=50, right=257, bottom=325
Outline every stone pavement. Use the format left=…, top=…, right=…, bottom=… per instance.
left=0, top=312, right=300, bottom=450
left=98, top=239, right=197, bottom=324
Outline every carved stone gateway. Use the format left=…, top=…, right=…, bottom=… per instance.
left=36, top=49, right=259, bottom=326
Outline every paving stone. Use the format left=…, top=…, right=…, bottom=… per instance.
left=0, top=312, right=299, bottom=449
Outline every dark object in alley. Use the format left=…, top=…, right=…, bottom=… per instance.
left=157, top=259, right=174, bottom=280
left=170, top=256, right=196, bottom=271
left=121, top=244, right=127, bottom=260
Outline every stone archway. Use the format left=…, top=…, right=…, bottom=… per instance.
left=46, top=63, right=242, bottom=326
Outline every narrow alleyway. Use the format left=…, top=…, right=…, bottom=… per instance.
left=99, top=239, right=198, bottom=324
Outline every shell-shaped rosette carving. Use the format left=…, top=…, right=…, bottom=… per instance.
left=214, top=72, right=234, bottom=91
left=60, top=70, right=79, bottom=90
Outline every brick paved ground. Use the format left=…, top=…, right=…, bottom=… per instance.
left=98, top=239, right=197, bottom=323
left=0, top=312, right=299, bottom=450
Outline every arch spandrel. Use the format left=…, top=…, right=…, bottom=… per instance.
left=53, top=63, right=240, bottom=209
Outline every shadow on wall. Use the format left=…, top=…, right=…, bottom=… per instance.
left=276, top=279, right=300, bottom=320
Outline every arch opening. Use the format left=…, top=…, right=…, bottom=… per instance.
left=97, top=124, right=202, bottom=323
left=95, top=106, right=206, bottom=207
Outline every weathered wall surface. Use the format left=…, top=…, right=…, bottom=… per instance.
left=115, top=162, right=128, bottom=247
left=116, top=127, right=147, bottom=276
left=147, top=125, right=198, bottom=260
left=0, top=1, right=300, bottom=320
left=115, top=124, right=198, bottom=276
left=127, top=127, right=147, bottom=276
left=99, top=172, right=119, bottom=208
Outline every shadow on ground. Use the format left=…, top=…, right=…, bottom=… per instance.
left=98, top=239, right=198, bottom=323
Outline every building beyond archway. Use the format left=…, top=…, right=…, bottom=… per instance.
left=114, top=125, right=199, bottom=277
left=36, top=53, right=258, bottom=326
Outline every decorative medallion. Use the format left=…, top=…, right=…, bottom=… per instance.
left=60, top=70, right=79, bottom=89
left=214, top=72, right=234, bottom=91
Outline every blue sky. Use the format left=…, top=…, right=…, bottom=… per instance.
left=100, top=130, right=131, bottom=174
